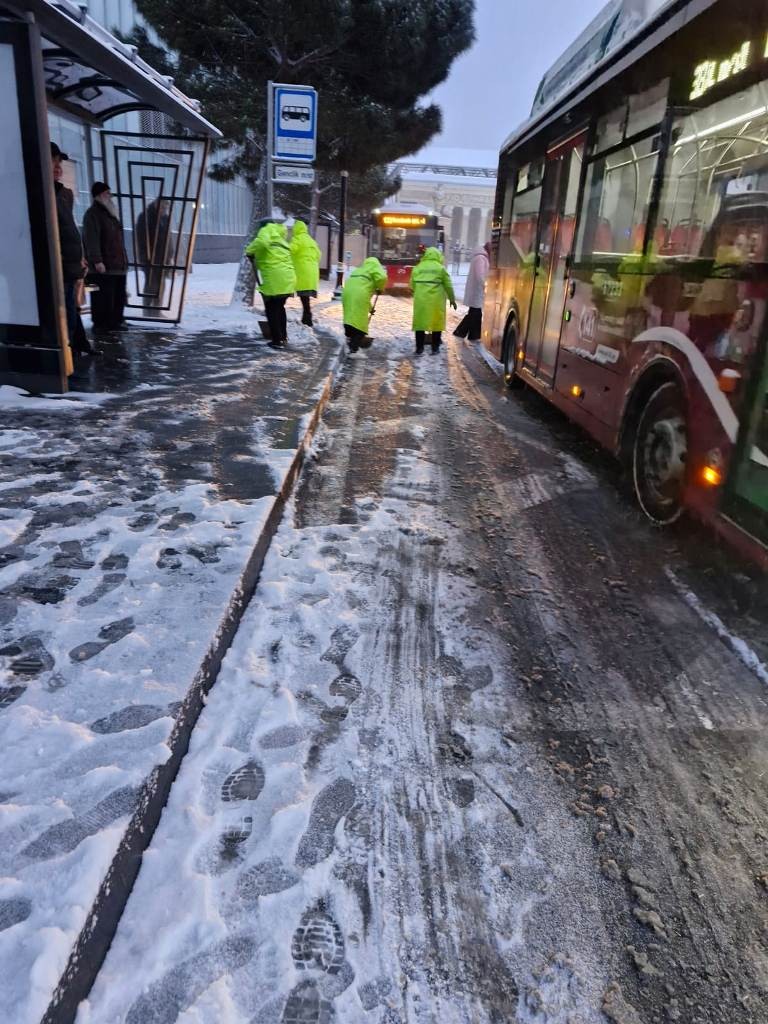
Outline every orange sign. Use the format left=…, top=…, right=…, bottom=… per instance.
left=381, top=214, right=427, bottom=227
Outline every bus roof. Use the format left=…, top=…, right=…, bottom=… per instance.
left=500, top=0, right=714, bottom=156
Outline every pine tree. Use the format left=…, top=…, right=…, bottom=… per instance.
left=129, top=0, right=475, bottom=296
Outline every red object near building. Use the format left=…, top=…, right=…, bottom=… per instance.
left=367, top=206, right=444, bottom=293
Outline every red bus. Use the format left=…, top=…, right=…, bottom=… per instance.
left=367, top=205, right=444, bottom=292
left=484, top=0, right=768, bottom=567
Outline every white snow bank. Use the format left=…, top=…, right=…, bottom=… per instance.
left=0, top=386, right=118, bottom=411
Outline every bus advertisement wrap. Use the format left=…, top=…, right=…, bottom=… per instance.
left=486, top=0, right=768, bottom=566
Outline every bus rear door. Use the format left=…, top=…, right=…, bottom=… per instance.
left=524, top=132, right=586, bottom=384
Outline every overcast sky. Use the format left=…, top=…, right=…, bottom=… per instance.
left=429, top=0, right=609, bottom=151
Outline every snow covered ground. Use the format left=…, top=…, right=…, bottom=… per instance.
left=77, top=297, right=609, bottom=1024
left=74, top=293, right=768, bottom=1024
left=0, top=266, right=342, bottom=1023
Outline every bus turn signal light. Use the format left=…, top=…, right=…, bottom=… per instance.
left=702, top=465, right=722, bottom=487
left=571, top=385, right=584, bottom=399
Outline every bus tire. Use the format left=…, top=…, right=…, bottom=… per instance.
left=632, top=381, right=687, bottom=525
left=503, top=322, right=524, bottom=390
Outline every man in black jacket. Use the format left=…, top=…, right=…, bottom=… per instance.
left=51, top=143, right=92, bottom=353
left=82, top=181, right=128, bottom=331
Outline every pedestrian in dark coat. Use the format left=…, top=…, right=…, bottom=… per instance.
left=51, top=142, right=92, bottom=353
left=82, top=182, right=128, bottom=331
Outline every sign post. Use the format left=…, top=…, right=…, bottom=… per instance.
left=267, top=82, right=318, bottom=209
left=266, top=79, right=275, bottom=219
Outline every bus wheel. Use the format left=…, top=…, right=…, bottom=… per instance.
left=632, top=381, right=687, bottom=525
left=503, top=324, right=523, bottom=389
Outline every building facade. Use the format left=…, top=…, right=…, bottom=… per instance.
left=390, top=146, right=497, bottom=258
left=48, top=0, right=252, bottom=262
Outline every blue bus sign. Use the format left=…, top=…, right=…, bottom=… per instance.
left=273, top=84, right=317, bottom=162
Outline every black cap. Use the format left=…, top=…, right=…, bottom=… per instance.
left=91, top=181, right=111, bottom=198
left=51, top=141, right=69, bottom=161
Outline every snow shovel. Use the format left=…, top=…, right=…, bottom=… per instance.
left=358, top=294, right=379, bottom=349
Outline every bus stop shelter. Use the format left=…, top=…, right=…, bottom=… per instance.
left=0, top=0, right=221, bottom=393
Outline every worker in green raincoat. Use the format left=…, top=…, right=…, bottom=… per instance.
left=244, top=221, right=296, bottom=349
left=411, top=246, right=456, bottom=355
left=342, top=257, right=388, bottom=352
left=290, top=220, right=321, bottom=327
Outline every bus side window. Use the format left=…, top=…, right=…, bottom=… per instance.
left=576, top=135, right=660, bottom=259
left=497, top=161, right=518, bottom=267
left=656, top=81, right=768, bottom=261
left=508, top=187, right=543, bottom=268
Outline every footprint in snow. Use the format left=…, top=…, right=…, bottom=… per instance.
left=78, top=572, right=126, bottom=607
left=69, top=616, right=135, bottom=663
left=0, top=897, right=32, bottom=932
left=328, top=671, right=362, bottom=709
left=125, top=933, right=256, bottom=1024
left=281, top=981, right=334, bottom=1024
left=22, top=785, right=137, bottom=861
left=358, top=978, right=394, bottom=1012
left=260, top=725, right=306, bottom=749
left=291, top=901, right=345, bottom=974
left=128, top=513, right=156, bottom=531
left=219, top=815, right=253, bottom=858
left=449, top=777, right=476, bottom=808
left=156, top=548, right=182, bottom=570
left=0, top=635, right=54, bottom=678
left=0, top=685, right=26, bottom=710
left=100, top=552, right=129, bottom=571
left=295, top=778, right=357, bottom=869
left=90, top=704, right=176, bottom=734
left=320, top=626, right=360, bottom=668
left=221, top=761, right=265, bottom=803
left=235, top=858, right=299, bottom=907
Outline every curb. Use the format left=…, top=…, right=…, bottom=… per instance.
left=42, top=339, right=346, bottom=1024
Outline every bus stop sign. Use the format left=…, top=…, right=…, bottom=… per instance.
left=272, top=84, right=317, bottom=162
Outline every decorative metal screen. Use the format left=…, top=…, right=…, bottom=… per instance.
left=100, top=131, right=209, bottom=323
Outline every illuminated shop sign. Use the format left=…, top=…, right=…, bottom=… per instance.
left=380, top=214, right=428, bottom=227
left=690, top=38, right=764, bottom=101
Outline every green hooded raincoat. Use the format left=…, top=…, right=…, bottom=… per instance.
left=411, top=247, right=455, bottom=332
left=342, top=257, right=388, bottom=333
left=245, top=222, right=296, bottom=297
left=290, top=221, right=321, bottom=294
